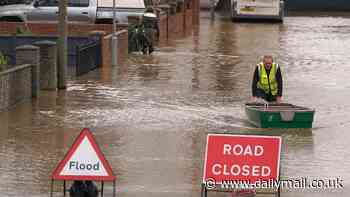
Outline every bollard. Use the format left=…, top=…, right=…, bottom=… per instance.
left=15, top=45, right=40, bottom=98
left=34, top=40, right=58, bottom=91
left=89, top=31, right=105, bottom=67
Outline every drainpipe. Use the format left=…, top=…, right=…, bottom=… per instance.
left=111, top=0, right=118, bottom=66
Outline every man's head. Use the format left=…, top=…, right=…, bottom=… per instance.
left=263, top=55, right=273, bottom=69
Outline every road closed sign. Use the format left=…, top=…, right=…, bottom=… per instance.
left=203, top=134, right=281, bottom=185
left=51, top=128, right=115, bottom=181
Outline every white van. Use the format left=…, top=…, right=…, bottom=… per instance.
left=97, top=0, right=146, bottom=23
left=232, top=0, right=284, bottom=22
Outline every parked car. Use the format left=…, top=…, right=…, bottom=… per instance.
left=0, top=0, right=147, bottom=23
left=0, top=0, right=25, bottom=6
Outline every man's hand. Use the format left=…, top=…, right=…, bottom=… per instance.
left=251, top=97, right=258, bottom=102
left=276, top=96, right=283, bottom=103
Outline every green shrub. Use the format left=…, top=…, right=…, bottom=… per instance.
left=0, top=52, right=8, bottom=72
left=15, top=26, right=32, bottom=35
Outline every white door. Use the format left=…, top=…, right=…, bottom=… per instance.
left=67, top=0, right=92, bottom=23
left=27, top=0, right=58, bottom=22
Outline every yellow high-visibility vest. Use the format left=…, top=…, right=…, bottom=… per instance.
left=257, top=62, right=279, bottom=96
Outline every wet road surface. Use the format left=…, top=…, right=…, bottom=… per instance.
left=0, top=12, right=350, bottom=196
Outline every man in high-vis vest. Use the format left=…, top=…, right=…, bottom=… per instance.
left=252, top=55, right=283, bottom=103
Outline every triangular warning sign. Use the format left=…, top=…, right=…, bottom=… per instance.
left=51, top=128, right=115, bottom=181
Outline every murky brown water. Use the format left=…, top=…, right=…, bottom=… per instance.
left=1, top=12, right=350, bottom=196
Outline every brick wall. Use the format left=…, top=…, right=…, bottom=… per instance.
left=116, top=30, right=128, bottom=65
left=0, top=22, right=129, bottom=36
left=184, top=8, right=193, bottom=33
left=101, top=30, right=128, bottom=67
left=168, top=14, right=177, bottom=38
left=176, top=12, right=185, bottom=35
left=157, top=1, right=197, bottom=40
left=176, top=3, right=185, bottom=36
left=192, top=0, right=200, bottom=25
left=101, top=34, right=111, bottom=67
left=0, top=64, right=32, bottom=111
left=158, top=13, right=168, bottom=44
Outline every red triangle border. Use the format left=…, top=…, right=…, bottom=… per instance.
left=51, top=128, right=116, bottom=181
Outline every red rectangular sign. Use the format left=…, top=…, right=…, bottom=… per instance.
left=203, top=134, right=281, bottom=184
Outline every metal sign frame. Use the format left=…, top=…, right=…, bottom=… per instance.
left=200, top=172, right=281, bottom=197
left=50, top=179, right=116, bottom=197
left=50, top=128, right=116, bottom=196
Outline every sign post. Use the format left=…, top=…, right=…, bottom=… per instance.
left=50, top=128, right=116, bottom=196
left=202, top=134, right=282, bottom=197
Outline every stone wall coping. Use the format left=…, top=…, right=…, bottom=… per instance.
left=157, top=4, right=171, bottom=9
left=33, top=40, right=57, bottom=46
left=89, top=31, right=107, bottom=36
left=104, top=29, right=128, bottom=39
left=16, top=45, right=39, bottom=51
left=0, top=64, right=32, bottom=77
left=117, top=23, right=129, bottom=27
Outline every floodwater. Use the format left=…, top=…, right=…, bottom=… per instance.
left=1, top=12, right=350, bottom=196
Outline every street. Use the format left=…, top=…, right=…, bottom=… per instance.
left=0, top=11, right=349, bottom=196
